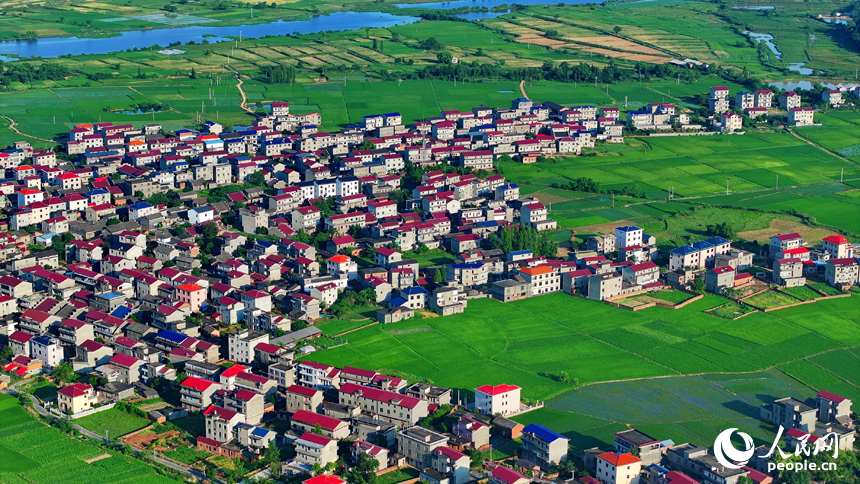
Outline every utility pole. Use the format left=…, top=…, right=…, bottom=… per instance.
left=776, top=174, right=779, bottom=190
left=841, top=168, right=844, bottom=183
left=726, top=178, right=729, bottom=195
left=612, top=193, right=615, bottom=208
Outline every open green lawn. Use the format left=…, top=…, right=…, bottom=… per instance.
left=377, top=467, right=420, bottom=484
left=76, top=408, right=151, bottom=438
left=0, top=395, right=179, bottom=483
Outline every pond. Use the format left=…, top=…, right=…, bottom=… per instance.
left=743, top=30, right=782, bottom=59
left=768, top=80, right=837, bottom=91
left=0, top=11, right=419, bottom=61
left=788, top=63, right=813, bottom=75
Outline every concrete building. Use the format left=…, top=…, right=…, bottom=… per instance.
left=520, top=423, right=570, bottom=469
left=475, top=384, right=520, bottom=416
left=397, top=426, right=449, bottom=469
left=614, top=429, right=661, bottom=467
left=760, top=396, right=817, bottom=433
left=595, top=452, right=641, bottom=484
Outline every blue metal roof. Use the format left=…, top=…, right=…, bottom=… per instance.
left=252, top=426, right=274, bottom=437
left=31, top=335, right=54, bottom=346
left=523, top=424, right=567, bottom=443
left=628, top=110, right=651, bottom=115
left=129, top=202, right=153, bottom=210
left=111, top=306, right=132, bottom=319
left=85, top=189, right=108, bottom=196
left=101, top=292, right=123, bottom=299
left=384, top=112, right=401, bottom=117
left=450, top=263, right=483, bottom=269
left=616, top=226, right=641, bottom=232
left=670, top=236, right=731, bottom=255
left=157, top=330, right=187, bottom=344
left=509, top=250, right=532, bottom=256
left=256, top=240, right=274, bottom=248
left=401, top=287, right=428, bottom=296
left=475, top=221, right=499, bottom=228
left=390, top=296, right=407, bottom=307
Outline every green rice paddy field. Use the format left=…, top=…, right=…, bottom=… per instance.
left=307, top=292, right=860, bottom=451
left=0, top=395, right=178, bottom=483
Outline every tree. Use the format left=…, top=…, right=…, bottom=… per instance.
left=692, top=277, right=706, bottom=293
left=312, top=423, right=324, bottom=435
left=249, top=171, right=266, bottom=187
left=436, top=51, right=454, bottom=64
left=190, top=66, right=197, bottom=79
left=0, top=346, right=13, bottom=360
left=614, top=26, right=622, bottom=35
left=434, top=268, right=445, bottom=283
left=470, top=449, right=483, bottom=468
left=346, top=454, right=380, bottom=484
left=52, top=362, right=75, bottom=385
left=262, top=441, right=280, bottom=466
left=784, top=470, right=811, bottom=484
left=357, top=141, right=376, bottom=150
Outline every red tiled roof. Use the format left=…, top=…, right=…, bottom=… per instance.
left=817, top=390, right=847, bottom=403
left=109, top=353, right=141, bottom=368
left=303, top=475, right=345, bottom=484
left=597, top=452, right=641, bottom=466
left=182, top=376, right=218, bottom=391
left=220, top=364, right=248, bottom=378
left=822, top=235, right=849, bottom=245
left=339, top=383, right=422, bottom=409
left=492, top=465, right=528, bottom=484
left=298, top=431, right=336, bottom=447
left=58, top=383, right=92, bottom=398
left=292, top=409, right=345, bottom=431
left=476, top=384, right=519, bottom=396
left=287, top=384, right=320, bottom=397
left=203, top=405, right=239, bottom=421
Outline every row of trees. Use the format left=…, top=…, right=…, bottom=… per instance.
left=262, top=64, right=298, bottom=84
left=0, top=62, right=74, bottom=86
left=487, top=224, right=558, bottom=258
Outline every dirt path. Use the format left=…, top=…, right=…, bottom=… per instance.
left=519, top=80, right=529, bottom=100
left=225, top=65, right=255, bottom=114
left=336, top=321, right=378, bottom=337
left=0, top=115, right=55, bottom=143
left=790, top=128, right=858, bottom=166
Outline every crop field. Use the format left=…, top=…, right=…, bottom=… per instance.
left=306, top=292, right=858, bottom=407
left=76, top=408, right=151, bottom=438
left=708, top=302, right=757, bottom=319
left=316, top=318, right=375, bottom=336
left=498, top=132, right=860, bottom=203
left=522, top=370, right=815, bottom=452
left=0, top=395, right=178, bottom=484
left=781, top=285, right=825, bottom=302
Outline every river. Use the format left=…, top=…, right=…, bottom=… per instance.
left=0, top=11, right=419, bottom=61
left=395, top=0, right=598, bottom=9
